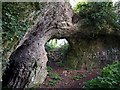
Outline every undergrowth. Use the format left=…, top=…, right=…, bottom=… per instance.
left=84, top=61, right=120, bottom=89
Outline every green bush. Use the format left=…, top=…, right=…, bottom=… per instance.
left=84, top=61, right=120, bottom=89
left=74, top=2, right=120, bottom=32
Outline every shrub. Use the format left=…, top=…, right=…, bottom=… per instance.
left=84, top=61, right=120, bottom=89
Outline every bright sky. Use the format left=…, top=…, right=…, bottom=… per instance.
left=56, top=39, right=68, bottom=47
left=69, top=0, right=119, bottom=8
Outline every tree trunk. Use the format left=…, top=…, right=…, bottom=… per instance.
left=2, top=2, right=76, bottom=89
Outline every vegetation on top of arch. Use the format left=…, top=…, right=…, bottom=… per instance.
left=74, top=2, right=120, bottom=33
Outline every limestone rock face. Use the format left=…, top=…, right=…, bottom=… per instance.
left=2, top=2, right=75, bottom=89
left=2, top=1, right=120, bottom=89
left=66, top=34, right=120, bottom=69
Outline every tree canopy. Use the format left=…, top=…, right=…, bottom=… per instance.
left=74, top=2, right=120, bottom=33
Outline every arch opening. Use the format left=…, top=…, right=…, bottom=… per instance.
left=45, top=38, right=69, bottom=69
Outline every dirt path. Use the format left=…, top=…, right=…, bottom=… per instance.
left=41, top=60, right=100, bottom=88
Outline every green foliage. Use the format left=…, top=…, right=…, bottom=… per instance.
left=45, top=39, right=69, bottom=52
left=45, top=39, right=58, bottom=51
left=2, top=2, right=47, bottom=69
left=72, top=74, right=86, bottom=80
left=47, top=66, right=53, bottom=72
left=74, top=2, right=120, bottom=32
left=48, top=73, right=61, bottom=81
left=56, top=61, right=65, bottom=67
left=84, top=61, right=120, bottom=89
left=64, top=67, right=74, bottom=70
left=47, top=73, right=62, bottom=86
left=48, top=80, right=57, bottom=86
left=2, top=3, right=29, bottom=61
left=46, top=39, right=69, bottom=65
left=59, top=43, right=69, bottom=55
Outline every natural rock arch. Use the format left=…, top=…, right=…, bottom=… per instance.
left=2, top=2, right=78, bottom=89
left=2, top=1, right=120, bottom=89
left=66, top=33, right=120, bottom=69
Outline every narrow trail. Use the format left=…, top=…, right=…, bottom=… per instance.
left=41, top=60, right=100, bottom=88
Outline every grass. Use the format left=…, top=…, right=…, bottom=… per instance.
left=47, top=73, right=62, bottom=86
left=48, top=80, right=57, bottom=86
left=48, top=73, right=62, bottom=80
left=72, top=74, right=86, bottom=80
